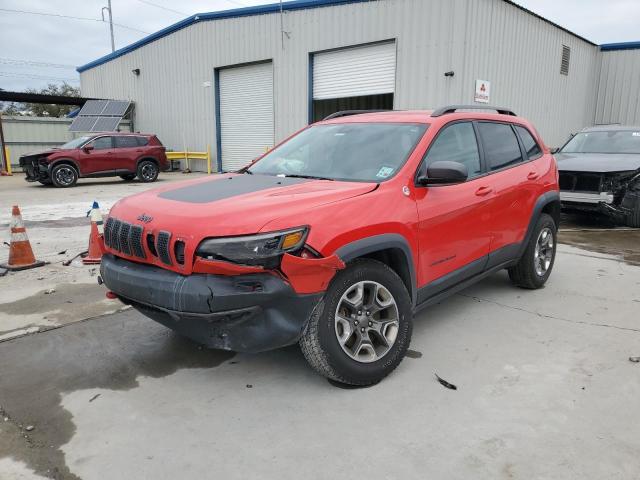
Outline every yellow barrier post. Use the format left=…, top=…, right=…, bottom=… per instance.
left=207, top=145, right=212, bottom=175
left=4, top=147, right=11, bottom=175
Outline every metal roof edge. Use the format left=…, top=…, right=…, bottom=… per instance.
left=600, top=41, right=640, bottom=51
left=77, top=0, right=607, bottom=74
left=76, top=0, right=372, bottom=73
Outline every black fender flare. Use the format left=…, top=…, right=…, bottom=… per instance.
left=518, top=190, right=560, bottom=258
left=335, top=233, right=417, bottom=306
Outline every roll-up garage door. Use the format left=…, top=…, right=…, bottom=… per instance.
left=313, top=42, right=396, bottom=100
left=219, top=62, right=274, bottom=171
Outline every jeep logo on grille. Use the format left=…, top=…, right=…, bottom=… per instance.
left=137, top=213, right=153, bottom=223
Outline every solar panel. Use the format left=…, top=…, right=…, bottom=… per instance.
left=101, top=100, right=130, bottom=116
left=69, top=116, right=98, bottom=132
left=92, top=117, right=121, bottom=132
left=78, top=100, right=109, bottom=116
left=69, top=99, right=132, bottom=132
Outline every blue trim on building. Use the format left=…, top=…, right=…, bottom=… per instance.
left=600, top=41, right=640, bottom=51
left=214, top=68, right=223, bottom=173
left=77, top=0, right=373, bottom=73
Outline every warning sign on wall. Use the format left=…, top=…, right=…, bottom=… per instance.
left=474, top=80, right=490, bottom=104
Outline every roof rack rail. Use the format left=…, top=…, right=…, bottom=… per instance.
left=431, top=105, right=516, bottom=117
left=323, top=109, right=391, bottom=120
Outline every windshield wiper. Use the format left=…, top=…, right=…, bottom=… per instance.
left=280, top=174, right=334, bottom=181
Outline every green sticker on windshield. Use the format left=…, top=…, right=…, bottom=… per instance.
left=376, top=166, right=395, bottom=178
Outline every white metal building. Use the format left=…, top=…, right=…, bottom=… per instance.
left=78, top=0, right=640, bottom=172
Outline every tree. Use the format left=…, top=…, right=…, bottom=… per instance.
left=24, top=83, right=80, bottom=117
left=1, top=103, right=21, bottom=116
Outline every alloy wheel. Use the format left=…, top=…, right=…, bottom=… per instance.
left=54, top=166, right=75, bottom=186
left=534, top=227, right=554, bottom=276
left=334, top=280, right=399, bottom=363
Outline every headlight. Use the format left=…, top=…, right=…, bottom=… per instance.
left=195, top=227, right=308, bottom=267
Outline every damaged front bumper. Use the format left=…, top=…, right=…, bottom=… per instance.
left=19, top=157, right=49, bottom=182
left=560, top=190, right=635, bottom=221
left=100, top=254, right=323, bottom=353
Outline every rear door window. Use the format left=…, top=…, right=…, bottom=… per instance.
left=136, top=136, right=150, bottom=146
left=477, top=122, right=523, bottom=171
left=422, top=122, right=481, bottom=177
left=115, top=136, right=139, bottom=148
left=514, top=125, right=542, bottom=159
left=90, top=136, right=113, bottom=150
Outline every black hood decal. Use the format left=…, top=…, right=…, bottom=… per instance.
left=158, top=174, right=310, bottom=204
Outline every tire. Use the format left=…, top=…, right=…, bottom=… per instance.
left=508, top=213, right=557, bottom=289
left=120, top=174, right=136, bottom=181
left=50, top=164, right=78, bottom=188
left=137, top=160, right=159, bottom=183
left=300, top=259, right=413, bottom=386
left=625, top=203, right=640, bottom=228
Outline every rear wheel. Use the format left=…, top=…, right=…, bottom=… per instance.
left=625, top=199, right=640, bottom=228
left=508, top=213, right=557, bottom=289
left=137, top=160, right=159, bottom=183
left=50, top=164, right=78, bottom=188
left=300, top=259, right=412, bottom=386
left=120, top=173, right=136, bottom=181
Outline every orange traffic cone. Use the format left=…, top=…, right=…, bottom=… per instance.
left=82, top=201, right=104, bottom=264
left=0, top=205, right=45, bottom=271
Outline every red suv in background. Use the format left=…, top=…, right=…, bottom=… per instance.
left=100, top=106, right=560, bottom=386
left=19, top=132, right=169, bottom=187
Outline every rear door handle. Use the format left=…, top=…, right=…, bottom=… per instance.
left=527, top=171, right=539, bottom=180
left=475, top=186, right=493, bottom=196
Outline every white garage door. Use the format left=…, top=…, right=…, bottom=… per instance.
left=219, top=62, right=274, bottom=171
left=313, top=42, right=396, bottom=100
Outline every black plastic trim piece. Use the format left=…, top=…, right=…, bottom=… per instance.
left=416, top=255, right=488, bottom=305
left=335, top=233, right=417, bottom=305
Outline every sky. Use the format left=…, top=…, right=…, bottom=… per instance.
left=1, top=0, right=639, bottom=92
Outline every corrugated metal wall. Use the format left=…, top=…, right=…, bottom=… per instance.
left=595, top=49, right=640, bottom=126
left=80, top=0, right=602, bottom=162
left=2, top=116, right=131, bottom=167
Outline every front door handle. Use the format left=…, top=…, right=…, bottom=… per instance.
left=475, top=186, right=493, bottom=196
left=527, top=171, right=539, bottom=180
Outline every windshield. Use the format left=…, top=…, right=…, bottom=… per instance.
left=61, top=136, right=91, bottom=149
left=248, top=123, right=428, bottom=182
left=561, top=130, right=640, bottom=154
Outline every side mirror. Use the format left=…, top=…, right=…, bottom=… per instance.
left=83, top=145, right=94, bottom=153
left=417, top=161, right=468, bottom=186
left=550, top=147, right=559, bottom=154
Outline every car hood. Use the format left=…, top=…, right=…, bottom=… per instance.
left=20, top=148, right=67, bottom=159
left=108, top=174, right=377, bottom=237
left=556, top=152, right=640, bottom=173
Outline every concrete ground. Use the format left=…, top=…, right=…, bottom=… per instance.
left=1, top=173, right=639, bottom=479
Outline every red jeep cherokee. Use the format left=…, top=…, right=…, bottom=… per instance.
left=19, top=132, right=169, bottom=187
left=100, top=106, right=560, bottom=385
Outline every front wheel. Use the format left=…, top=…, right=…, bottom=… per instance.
left=50, top=164, right=78, bottom=188
left=137, top=160, right=159, bottom=183
left=300, top=259, right=413, bottom=386
left=508, top=213, right=557, bottom=289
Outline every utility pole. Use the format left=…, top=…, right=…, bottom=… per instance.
left=102, top=0, right=115, bottom=52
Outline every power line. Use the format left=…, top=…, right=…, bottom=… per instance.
left=0, top=7, right=150, bottom=35
left=0, top=58, right=76, bottom=69
left=0, top=71, right=79, bottom=83
left=135, top=0, right=187, bottom=16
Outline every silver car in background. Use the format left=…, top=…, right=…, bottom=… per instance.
left=556, top=125, right=640, bottom=227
